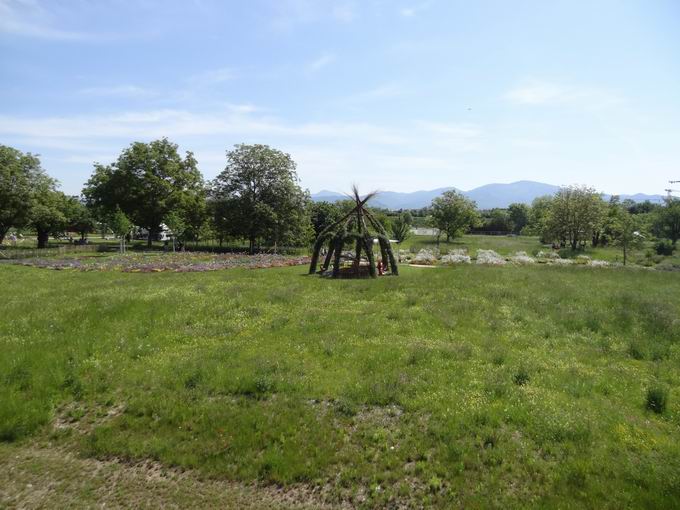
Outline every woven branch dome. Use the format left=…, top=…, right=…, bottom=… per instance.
left=309, top=186, right=398, bottom=278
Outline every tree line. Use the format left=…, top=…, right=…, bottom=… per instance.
left=424, top=187, right=679, bottom=263
left=2, top=140, right=679, bottom=260
left=0, top=140, right=390, bottom=252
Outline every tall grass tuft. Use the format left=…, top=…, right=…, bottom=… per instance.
left=646, top=386, right=668, bottom=414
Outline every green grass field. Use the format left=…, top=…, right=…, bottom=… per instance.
left=2, top=252, right=680, bottom=508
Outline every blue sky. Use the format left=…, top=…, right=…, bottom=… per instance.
left=1, top=0, right=679, bottom=196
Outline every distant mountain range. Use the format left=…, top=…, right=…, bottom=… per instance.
left=311, top=181, right=665, bottom=210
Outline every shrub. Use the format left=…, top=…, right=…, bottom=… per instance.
left=441, top=253, right=471, bottom=265
left=413, top=249, right=438, bottom=265
left=513, top=367, right=530, bottom=386
left=646, top=386, right=668, bottom=414
left=655, top=240, right=675, bottom=256
left=589, top=260, right=609, bottom=268
left=476, top=250, right=506, bottom=265
left=511, top=251, right=535, bottom=265
left=627, top=341, right=646, bottom=360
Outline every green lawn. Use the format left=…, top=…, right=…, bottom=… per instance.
left=2, top=260, right=680, bottom=508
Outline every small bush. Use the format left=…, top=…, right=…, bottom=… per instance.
left=513, top=367, right=530, bottom=386
left=627, top=341, right=646, bottom=360
left=646, top=386, right=668, bottom=414
left=655, top=240, right=675, bottom=256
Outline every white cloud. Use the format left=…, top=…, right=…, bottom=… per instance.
left=0, top=106, right=485, bottom=192
left=505, top=82, right=565, bottom=105
left=332, top=3, right=355, bottom=22
left=187, top=68, right=235, bottom=86
left=0, top=0, right=89, bottom=40
left=78, top=85, right=156, bottom=98
left=307, top=53, right=335, bottom=72
left=505, top=80, right=623, bottom=108
left=399, top=2, right=431, bottom=17
left=345, top=83, right=407, bottom=103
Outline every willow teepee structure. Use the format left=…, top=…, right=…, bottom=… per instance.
left=309, top=186, right=398, bottom=278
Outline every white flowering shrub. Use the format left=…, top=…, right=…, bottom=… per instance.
left=536, top=250, right=560, bottom=259
left=476, top=250, right=506, bottom=265
left=589, top=259, right=609, bottom=267
left=511, top=251, right=535, bottom=265
left=551, top=258, right=574, bottom=265
left=441, top=253, right=471, bottom=265
left=398, top=249, right=412, bottom=263
left=413, top=249, right=439, bottom=265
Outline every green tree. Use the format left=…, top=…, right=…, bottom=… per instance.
left=507, top=203, right=529, bottom=234
left=0, top=145, right=46, bottom=244
left=63, top=197, right=96, bottom=240
left=544, top=186, right=605, bottom=250
left=83, top=138, right=204, bottom=247
left=609, top=206, right=646, bottom=265
left=108, top=207, right=132, bottom=253
left=525, top=196, right=553, bottom=240
left=164, top=210, right=187, bottom=252
left=310, top=201, right=342, bottom=237
left=484, top=208, right=512, bottom=232
left=390, top=214, right=411, bottom=243
left=31, top=184, right=68, bottom=249
left=430, top=190, right=479, bottom=243
left=211, top=144, right=311, bottom=253
left=653, top=198, right=680, bottom=245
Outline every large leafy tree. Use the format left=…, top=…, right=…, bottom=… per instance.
left=653, top=198, right=680, bottom=245
left=507, top=203, right=529, bottom=234
left=609, top=205, right=645, bottom=265
left=63, top=196, right=96, bottom=240
left=544, top=185, right=605, bottom=250
left=430, top=190, right=479, bottom=243
left=211, top=144, right=311, bottom=253
left=483, top=208, right=512, bottom=232
left=0, top=145, right=46, bottom=244
left=525, top=196, right=553, bottom=241
left=310, top=201, right=342, bottom=237
left=31, top=180, right=68, bottom=249
left=83, top=138, right=204, bottom=246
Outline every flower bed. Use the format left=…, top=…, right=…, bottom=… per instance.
left=13, top=252, right=310, bottom=273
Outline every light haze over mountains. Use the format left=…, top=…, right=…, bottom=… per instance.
left=311, top=181, right=665, bottom=210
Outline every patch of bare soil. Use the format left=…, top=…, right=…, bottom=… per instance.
left=0, top=445, right=346, bottom=510
left=1, top=403, right=348, bottom=509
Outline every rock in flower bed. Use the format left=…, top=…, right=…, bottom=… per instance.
left=14, top=252, right=310, bottom=273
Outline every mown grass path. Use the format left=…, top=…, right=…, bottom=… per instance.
left=2, top=264, right=679, bottom=508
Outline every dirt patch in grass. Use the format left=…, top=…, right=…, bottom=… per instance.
left=0, top=443, right=345, bottom=509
